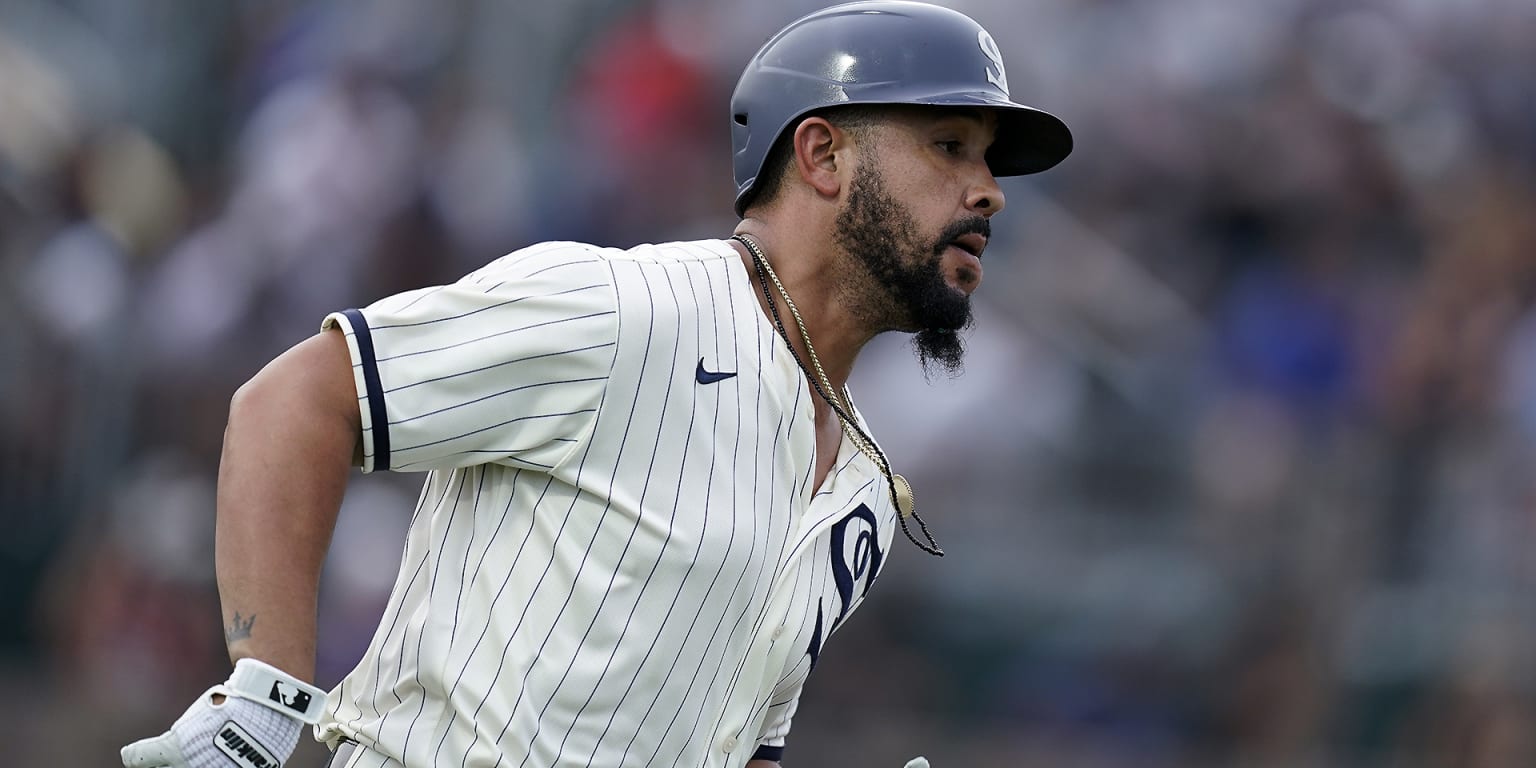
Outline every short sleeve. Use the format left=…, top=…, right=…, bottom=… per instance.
left=321, top=243, right=617, bottom=473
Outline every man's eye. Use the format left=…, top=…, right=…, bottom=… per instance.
left=937, top=140, right=962, bottom=155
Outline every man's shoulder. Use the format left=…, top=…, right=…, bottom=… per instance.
left=473, top=240, right=608, bottom=278
left=605, top=238, right=738, bottom=266
left=478, top=239, right=735, bottom=273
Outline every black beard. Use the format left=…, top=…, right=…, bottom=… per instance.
left=834, top=163, right=980, bottom=377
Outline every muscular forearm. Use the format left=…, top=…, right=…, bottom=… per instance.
left=215, top=330, right=361, bottom=682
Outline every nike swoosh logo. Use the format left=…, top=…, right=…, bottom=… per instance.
left=696, top=358, right=737, bottom=385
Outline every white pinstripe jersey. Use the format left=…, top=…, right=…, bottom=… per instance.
left=316, top=239, right=900, bottom=767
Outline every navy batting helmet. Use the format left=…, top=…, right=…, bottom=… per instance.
left=730, top=1, right=1073, bottom=215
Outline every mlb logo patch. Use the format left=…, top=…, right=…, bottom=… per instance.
left=269, top=681, right=313, bottom=714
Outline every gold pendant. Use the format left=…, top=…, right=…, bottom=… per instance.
left=893, top=473, right=915, bottom=518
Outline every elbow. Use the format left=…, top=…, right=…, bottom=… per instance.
left=225, top=373, right=262, bottom=441
left=227, top=376, right=260, bottom=426
left=226, top=368, right=286, bottom=439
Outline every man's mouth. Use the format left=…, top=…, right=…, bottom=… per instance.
left=948, top=232, right=988, bottom=258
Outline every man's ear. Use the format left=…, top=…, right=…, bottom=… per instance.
left=790, top=116, right=853, bottom=201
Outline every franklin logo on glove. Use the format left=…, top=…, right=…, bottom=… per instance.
left=215, top=723, right=278, bottom=768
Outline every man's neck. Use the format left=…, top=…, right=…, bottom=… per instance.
left=728, top=226, right=874, bottom=393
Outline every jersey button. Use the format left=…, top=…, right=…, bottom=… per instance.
left=721, top=736, right=738, bottom=753
left=771, top=625, right=784, bottom=639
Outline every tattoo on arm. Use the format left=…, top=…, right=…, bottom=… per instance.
left=226, top=611, right=256, bottom=644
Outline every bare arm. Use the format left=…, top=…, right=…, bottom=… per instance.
left=215, top=328, right=361, bottom=682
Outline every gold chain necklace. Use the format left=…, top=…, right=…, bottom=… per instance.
left=733, top=234, right=943, bottom=556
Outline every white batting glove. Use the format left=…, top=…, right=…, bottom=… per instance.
left=903, top=758, right=930, bottom=768
left=121, top=659, right=327, bottom=768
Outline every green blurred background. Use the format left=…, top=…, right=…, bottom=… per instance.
left=4, top=0, right=1536, bottom=765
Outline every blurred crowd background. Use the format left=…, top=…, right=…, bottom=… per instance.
left=4, top=0, right=1536, bottom=765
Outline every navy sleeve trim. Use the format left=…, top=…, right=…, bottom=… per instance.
left=751, top=745, right=785, bottom=762
left=342, top=308, right=391, bottom=471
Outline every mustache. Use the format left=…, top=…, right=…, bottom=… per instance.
left=933, top=216, right=991, bottom=253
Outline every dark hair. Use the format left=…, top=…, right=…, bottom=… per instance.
left=742, top=105, right=880, bottom=214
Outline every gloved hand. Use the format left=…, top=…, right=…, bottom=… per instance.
left=121, top=658, right=327, bottom=768
left=903, top=758, right=930, bottom=768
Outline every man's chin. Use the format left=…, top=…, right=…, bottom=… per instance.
left=945, top=277, right=977, bottom=301
left=941, top=255, right=983, bottom=295
left=914, top=291, right=972, bottom=333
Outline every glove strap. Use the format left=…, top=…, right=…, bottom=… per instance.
left=226, top=658, right=328, bottom=725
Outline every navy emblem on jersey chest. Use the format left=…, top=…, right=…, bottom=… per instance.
left=806, top=503, right=884, bottom=670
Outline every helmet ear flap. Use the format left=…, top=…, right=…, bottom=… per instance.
left=732, top=111, right=750, bottom=147
left=729, top=1, right=1072, bottom=217
left=731, top=111, right=758, bottom=212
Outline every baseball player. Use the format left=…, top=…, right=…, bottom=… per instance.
left=120, top=2, right=1070, bottom=767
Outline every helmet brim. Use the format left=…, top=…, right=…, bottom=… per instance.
left=913, top=94, right=1074, bottom=176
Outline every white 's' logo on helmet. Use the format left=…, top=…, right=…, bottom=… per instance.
left=977, top=30, right=1009, bottom=94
